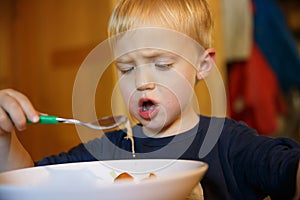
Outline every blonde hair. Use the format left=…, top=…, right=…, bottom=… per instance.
left=108, top=0, right=213, bottom=49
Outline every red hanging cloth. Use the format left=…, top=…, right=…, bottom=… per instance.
left=229, top=44, right=286, bottom=136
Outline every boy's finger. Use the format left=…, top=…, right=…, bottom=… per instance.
left=0, top=107, right=15, bottom=133
left=0, top=95, right=27, bottom=131
left=4, top=89, right=39, bottom=123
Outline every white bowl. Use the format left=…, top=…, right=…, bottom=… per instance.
left=0, top=159, right=208, bottom=200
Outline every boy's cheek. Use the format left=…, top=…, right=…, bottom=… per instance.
left=119, top=86, right=136, bottom=105
left=118, top=76, right=133, bottom=90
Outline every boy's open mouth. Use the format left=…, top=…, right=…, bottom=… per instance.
left=141, top=101, right=156, bottom=111
left=138, top=98, right=159, bottom=119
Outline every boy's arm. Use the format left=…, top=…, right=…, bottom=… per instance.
left=0, top=131, right=34, bottom=172
left=0, top=89, right=39, bottom=172
left=294, top=161, right=300, bottom=200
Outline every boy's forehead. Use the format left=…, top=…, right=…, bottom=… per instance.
left=111, top=27, right=205, bottom=64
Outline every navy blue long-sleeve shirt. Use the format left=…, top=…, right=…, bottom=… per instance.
left=36, top=116, right=300, bottom=199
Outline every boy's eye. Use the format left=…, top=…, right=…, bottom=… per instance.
left=117, top=64, right=135, bottom=73
left=120, top=67, right=134, bottom=73
left=154, top=63, right=172, bottom=71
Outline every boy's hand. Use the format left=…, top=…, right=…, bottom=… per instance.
left=0, top=89, right=39, bottom=134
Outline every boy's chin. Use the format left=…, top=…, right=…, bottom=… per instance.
left=139, top=118, right=162, bottom=129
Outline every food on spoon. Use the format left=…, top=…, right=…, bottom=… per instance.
left=124, top=120, right=136, bottom=158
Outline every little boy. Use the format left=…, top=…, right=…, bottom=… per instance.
left=0, top=0, right=300, bottom=199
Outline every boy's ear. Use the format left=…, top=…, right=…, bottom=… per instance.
left=196, top=48, right=215, bottom=80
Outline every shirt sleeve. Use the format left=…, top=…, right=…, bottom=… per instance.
left=35, top=129, right=130, bottom=166
left=226, top=120, right=300, bottom=199
left=35, top=143, right=97, bottom=166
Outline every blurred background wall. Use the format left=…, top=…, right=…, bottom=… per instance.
left=0, top=0, right=115, bottom=161
left=0, top=0, right=299, bottom=161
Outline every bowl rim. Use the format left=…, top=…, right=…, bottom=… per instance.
left=0, top=159, right=209, bottom=189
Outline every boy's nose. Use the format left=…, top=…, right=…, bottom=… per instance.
left=135, top=67, right=155, bottom=91
left=136, top=82, right=155, bottom=91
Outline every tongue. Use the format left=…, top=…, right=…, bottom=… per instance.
left=142, top=102, right=155, bottom=111
left=139, top=102, right=158, bottom=119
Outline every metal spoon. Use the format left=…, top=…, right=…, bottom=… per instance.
left=27, top=115, right=128, bottom=130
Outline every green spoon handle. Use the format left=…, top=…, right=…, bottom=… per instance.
left=27, top=115, right=59, bottom=124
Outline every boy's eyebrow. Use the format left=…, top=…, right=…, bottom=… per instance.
left=139, top=49, right=175, bottom=58
left=115, top=49, right=176, bottom=62
left=115, top=56, right=132, bottom=63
